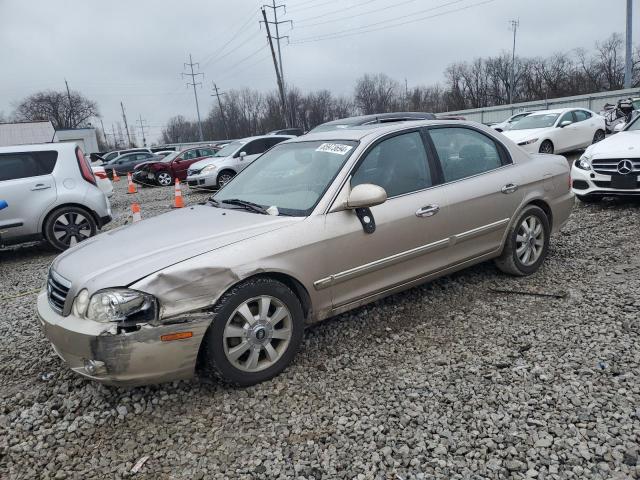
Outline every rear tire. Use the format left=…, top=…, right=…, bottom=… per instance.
left=495, top=205, right=550, bottom=276
left=539, top=140, right=554, bottom=154
left=593, top=129, right=605, bottom=143
left=199, top=278, right=304, bottom=386
left=577, top=194, right=603, bottom=203
left=44, top=206, right=98, bottom=251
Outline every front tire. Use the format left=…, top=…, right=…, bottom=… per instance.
left=155, top=171, right=173, bottom=186
left=44, top=206, right=98, bottom=251
left=495, top=205, right=550, bottom=276
left=593, top=129, right=605, bottom=144
left=539, top=140, right=554, bottom=154
left=199, top=278, right=304, bottom=386
left=216, top=170, right=235, bottom=188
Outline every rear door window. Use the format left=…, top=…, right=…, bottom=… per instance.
left=0, top=151, right=58, bottom=181
left=429, top=127, right=504, bottom=183
left=183, top=149, right=199, bottom=160
left=198, top=148, right=214, bottom=157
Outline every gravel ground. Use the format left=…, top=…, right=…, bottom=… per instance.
left=1, top=174, right=639, bottom=480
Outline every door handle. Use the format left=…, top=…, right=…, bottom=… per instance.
left=31, top=183, right=51, bottom=191
left=415, top=204, right=440, bottom=217
left=501, top=183, right=519, bottom=194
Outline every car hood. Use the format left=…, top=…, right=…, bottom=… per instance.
left=51, top=205, right=300, bottom=295
left=584, top=130, right=640, bottom=157
left=189, top=156, right=232, bottom=170
left=502, top=128, right=550, bottom=143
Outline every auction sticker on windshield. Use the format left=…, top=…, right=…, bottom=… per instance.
left=316, top=143, right=353, bottom=155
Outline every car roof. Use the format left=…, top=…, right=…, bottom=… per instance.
left=286, top=119, right=479, bottom=143
left=0, top=142, right=78, bottom=154
left=528, top=108, right=585, bottom=116
left=318, top=112, right=435, bottom=128
left=234, top=134, right=296, bottom=143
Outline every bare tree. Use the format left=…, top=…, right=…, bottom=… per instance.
left=354, top=73, right=401, bottom=114
left=13, top=89, right=99, bottom=129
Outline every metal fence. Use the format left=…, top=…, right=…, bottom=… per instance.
left=440, top=87, right=640, bottom=124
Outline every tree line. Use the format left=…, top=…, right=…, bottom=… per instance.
left=5, top=33, right=638, bottom=148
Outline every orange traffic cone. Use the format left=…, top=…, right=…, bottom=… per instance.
left=172, top=179, right=184, bottom=208
left=112, top=169, right=120, bottom=182
left=127, top=172, right=137, bottom=194
left=131, top=203, right=142, bottom=223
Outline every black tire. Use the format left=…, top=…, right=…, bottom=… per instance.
left=539, top=140, right=554, bottom=154
left=155, top=171, right=173, bottom=186
left=44, top=206, right=98, bottom=251
left=576, top=194, right=603, bottom=203
left=495, top=205, right=550, bottom=276
left=593, top=129, right=606, bottom=144
left=199, top=277, right=304, bottom=386
left=216, top=170, right=235, bottom=188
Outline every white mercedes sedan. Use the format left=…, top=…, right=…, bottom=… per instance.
left=502, top=108, right=606, bottom=154
left=571, top=113, right=640, bottom=202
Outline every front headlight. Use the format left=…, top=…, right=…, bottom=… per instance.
left=72, top=289, right=90, bottom=316
left=576, top=155, right=592, bottom=170
left=518, top=138, right=539, bottom=146
left=201, top=164, right=218, bottom=175
left=86, top=288, right=157, bottom=324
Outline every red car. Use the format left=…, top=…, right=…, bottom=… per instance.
left=132, top=146, right=219, bottom=186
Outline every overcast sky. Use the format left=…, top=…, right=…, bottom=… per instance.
left=0, top=0, right=636, bottom=143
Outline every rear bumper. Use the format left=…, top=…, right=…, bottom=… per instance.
left=37, top=291, right=211, bottom=387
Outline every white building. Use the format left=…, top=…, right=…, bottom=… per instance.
left=0, top=121, right=99, bottom=153
left=54, top=128, right=99, bottom=153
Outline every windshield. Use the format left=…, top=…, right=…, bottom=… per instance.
left=214, top=141, right=244, bottom=157
left=162, top=151, right=180, bottom=162
left=213, top=140, right=358, bottom=216
left=510, top=113, right=559, bottom=130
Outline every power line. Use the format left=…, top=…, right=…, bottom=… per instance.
left=296, top=0, right=416, bottom=28
left=181, top=53, right=205, bottom=141
left=294, top=0, right=381, bottom=24
left=287, top=0, right=340, bottom=12
left=290, top=0, right=493, bottom=45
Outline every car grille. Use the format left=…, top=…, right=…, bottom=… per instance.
left=47, top=270, right=71, bottom=314
left=591, top=158, right=640, bottom=175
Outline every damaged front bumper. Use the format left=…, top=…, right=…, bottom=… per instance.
left=36, top=291, right=211, bottom=386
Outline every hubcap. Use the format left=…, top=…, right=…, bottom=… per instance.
left=158, top=173, right=172, bottom=185
left=53, top=212, right=92, bottom=247
left=223, top=295, right=292, bottom=372
left=218, top=174, right=232, bottom=187
left=515, top=215, right=544, bottom=266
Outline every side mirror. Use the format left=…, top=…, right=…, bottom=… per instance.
left=239, top=151, right=247, bottom=159
left=346, top=184, right=387, bottom=209
left=559, top=120, right=573, bottom=128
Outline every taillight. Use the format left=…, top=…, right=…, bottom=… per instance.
left=94, top=171, right=108, bottom=180
left=76, top=147, right=96, bottom=185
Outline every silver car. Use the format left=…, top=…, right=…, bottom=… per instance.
left=37, top=121, right=573, bottom=386
left=186, top=135, right=293, bottom=189
left=0, top=142, right=112, bottom=250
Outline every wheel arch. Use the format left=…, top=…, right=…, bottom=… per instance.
left=41, top=202, right=101, bottom=235
left=499, top=197, right=554, bottom=254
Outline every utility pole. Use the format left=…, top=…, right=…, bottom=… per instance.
left=261, top=2, right=292, bottom=126
left=261, top=7, right=288, bottom=127
left=64, top=79, right=74, bottom=128
left=111, top=124, right=118, bottom=149
left=120, top=101, right=133, bottom=147
left=182, top=54, right=204, bottom=141
left=508, top=19, right=519, bottom=105
left=625, top=0, right=633, bottom=89
left=98, top=117, right=108, bottom=150
left=137, top=115, right=148, bottom=147
left=405, top=78, right=409, bottom=110
left=211, top=82, right=229, bottom=139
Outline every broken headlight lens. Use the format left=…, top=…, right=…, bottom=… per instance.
left=86, top=288, right=157, bottom=324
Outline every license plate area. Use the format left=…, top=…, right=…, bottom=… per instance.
left=611, top=174, right=638, bottom=189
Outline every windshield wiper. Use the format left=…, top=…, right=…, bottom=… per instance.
left=221, top=198, right=268, bottom=214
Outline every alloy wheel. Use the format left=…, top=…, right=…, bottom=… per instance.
left=157, top=172, right=172, bottom=186
left=52, top=212, right=92, bottom=247
left=223, top=295, right=293, bottom=372
left=539, top=141, right=553, bottom=154
left=218, top=173, right=233, bottom=187
left=515, top=215, right=545, bottom=266
left=594, top=130, right=605, bottom=143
